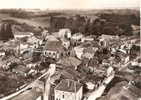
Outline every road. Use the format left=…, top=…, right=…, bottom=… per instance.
left=43, top=64, right=56, bottom=100
left=87, top=72, right=115, bottom=100
left=1, top=65, right=55, bottom=100
left=10, top=88, right=42, bottom=100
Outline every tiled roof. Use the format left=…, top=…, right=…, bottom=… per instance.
left=46, top=35, right=59, bottom=41
left=57, top=57, right=81, bottom=68
left=14, top=65, right=30, bottom=73
left=83, top=47, right=98, bottom=54
left=44, top=41, right=64, bottom=52
left=55, top=79, right=82, bottom=92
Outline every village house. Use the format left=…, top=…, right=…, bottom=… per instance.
left=74, top=41, right=99, bottom=60
left=43, top=41, right=65, bottom=60
left=57, top=56, right=81, bottom=70
left=14, top=32, right=33, bottom=39
left=85, top=76, right=104, bottom=91
left=54, top=79, right=83, bottom=100
left=0, top=55, right=21, bottom=70
left=58, top=28, right=71, bottom=39
left=99, top=35, right=119, bottom=47
left=27, top=36, right=42, bottom=49
left=46, top=35, right=59, bottom=42
left=41, top=28, right=50, bottom=40
left=12, top=65, right=30, bottom=77
left=17, top=43, right=30, bottom=54
left=131, top=24, right=140, bottom=35
left=1, top=39, right=19, bottom=55
left=74, top=46, right=84, bottom=59
left=128, top=57, right=141, bottom=72
left=82, top=47, right=98, bottom=60
left=0, top=49, right=5, bottom=56
left=81, top=36, right=94, bottom=43
left=21, top=49, right=33, bottom=60
left=85, top=82, right=95, bottom=90
left=102, top=59, right=111, bottom=66
left=132, top=57, right=141, bottom=67
left=71, top=33, right=84, bottom=42
left=62, top=39, right=71, bottom=49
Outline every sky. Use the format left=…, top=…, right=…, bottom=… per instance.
left=0, top=0, right=140, bottom=9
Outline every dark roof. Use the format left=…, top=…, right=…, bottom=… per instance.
left=83, top=47, right=97, bottom=54
left=80, top=41, right=99, bottom=48
left=0, top=22, right=14, bottom=41
left=60, top=70, right=74, bottom=80
left=55, top=79, right=82, bottom=92
left=57, top=57, right=81, bottom=68
left=44, top=41, right=64, bottom=52
left=14, top=65, right=30, bottom=73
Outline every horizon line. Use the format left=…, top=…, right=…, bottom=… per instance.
left=0, top=7, right=139, bottom=10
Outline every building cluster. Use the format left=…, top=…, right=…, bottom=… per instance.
left=0, top=27, right=140, bottom=100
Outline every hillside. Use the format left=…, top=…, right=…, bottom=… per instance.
left=0, top=9, right=140, bottom=36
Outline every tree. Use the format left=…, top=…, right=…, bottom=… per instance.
left=0, top=22, right=14, bottom=41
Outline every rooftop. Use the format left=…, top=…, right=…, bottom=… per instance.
left=13, top=65, right=30, bottom=73
left=57, top=57, right=81, bottom=69
left=55, top=79, right=82, bottom=92
left=46, top=35, right=59, bottom=41
left=44, top=41, right=64, bottom=52
left=83, top=47, right=98, bottom=54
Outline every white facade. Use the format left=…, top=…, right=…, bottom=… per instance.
left=0, top=51, right=5, bottom=56
left=44, top=50, right=60, bottom=59
left=59, top=29, right=71, bottom=39
left=71, top=33, right=83, bottom=41
left=99, top=39, right=108, bottom=47
left=81, top=37, right=94, bottom=42
left=55, top=87, right=83, bottom=100
left=14, top=32, right=33, bottom=38
left=36, top=96, right=42, bottom=100
left=82, top=53, right=94, bottom=59
left=86, top=82, right=95, bottom=90
left=74, top=46, right=84, bottom=59
left=62, top=40, right=70, bottom=49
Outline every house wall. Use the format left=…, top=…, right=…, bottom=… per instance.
left=74, top=47, right=84, bottom=59
left=72, top=34, right=83, bottom=41
left=36, top=96, right=43, bottom=100
left=81, top=38, right=94, bottom=42
left=62, top=41, right=70, bottom=49
left=44, top=50, right=59, bottom=59
left=54, top=87, right=83, bottom=100
left=82, top=53, right=94, bottom=59
left=76, top=87, right=83, bottom=100
left=99, top=39, right=111, bottom=47
left=14, top=34, right=32, bottom=38
left=55, top=90, right=75, bottom=100
left=59, top=29, right=71, bottom=39
left=0, top=52, right=5, bottom=56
